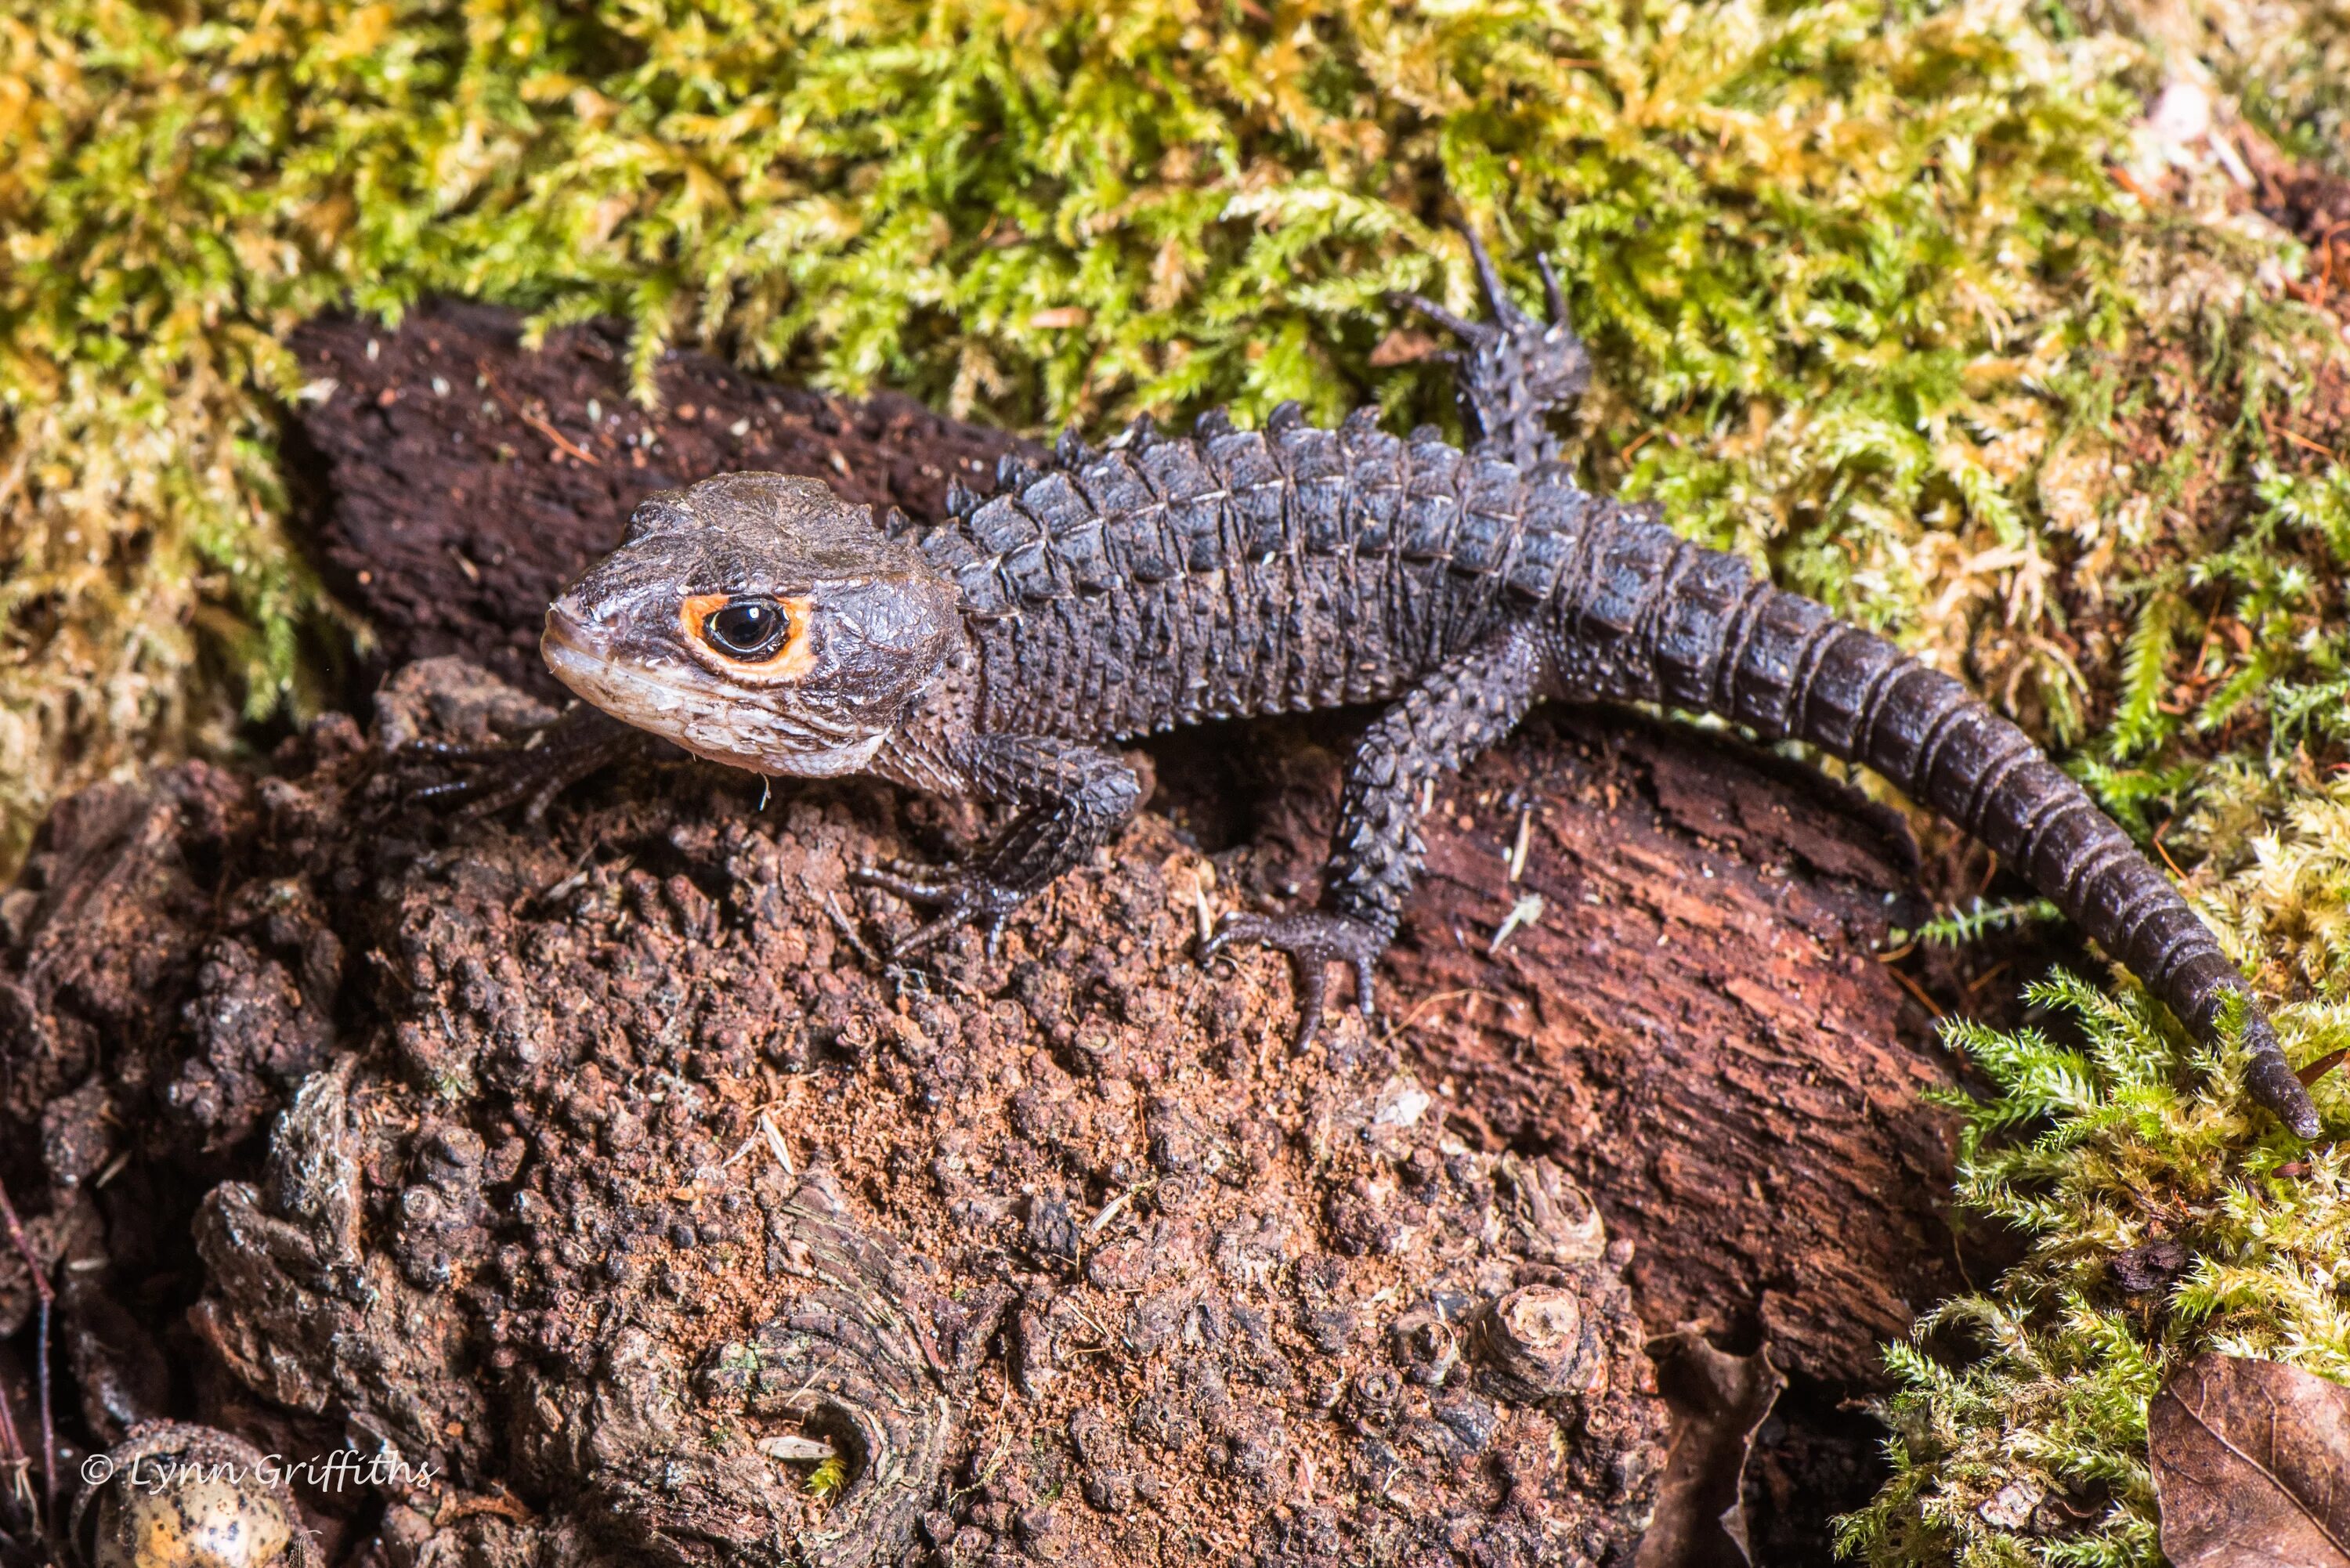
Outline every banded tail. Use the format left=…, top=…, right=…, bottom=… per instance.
left=1575, top=515, right=2320, bottom=1138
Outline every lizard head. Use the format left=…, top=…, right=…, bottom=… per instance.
left=542, top=472, right=960, bottom=778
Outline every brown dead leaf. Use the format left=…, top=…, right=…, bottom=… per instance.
left=1368, top=327, right=1439, bottom=367
left=1634, top=1328, right=1785, bottom=1568
left=2149, top=1352, right=2350, bottom=1568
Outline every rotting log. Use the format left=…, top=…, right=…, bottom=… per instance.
left=1238, top=712, right=1965, bottom=1386
left=0, top=305, right=1980, bottom=1566
left=283, top=303, right=1965, bottom=1387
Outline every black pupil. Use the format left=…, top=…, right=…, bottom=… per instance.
left=707, top=598, right=784, bottom=657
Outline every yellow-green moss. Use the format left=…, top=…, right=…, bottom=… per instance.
left=5, top=3, right=2349, bottom=1563
left=0, top=0, right=2153, bottom=865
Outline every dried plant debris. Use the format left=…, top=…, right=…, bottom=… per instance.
left=3, top=659, right=1672, bottom=1566
left=2149, top=1353, right=2350, bottom=1568
left=1633, top=1333, right=1785, bottom=1568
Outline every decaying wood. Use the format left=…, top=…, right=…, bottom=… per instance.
left=1325, top=714, right=1965, bottom=1385
left=0, top=305, right=1990, bottom=1565
left=284, top=304, right=1969, bottom=1389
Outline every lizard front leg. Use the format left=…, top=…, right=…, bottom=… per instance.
left=857, top=734, right=1144, bottom=959
left=401, top=702, right=645, bottom=822
left=1206, top=626, right=1547, bottom=1048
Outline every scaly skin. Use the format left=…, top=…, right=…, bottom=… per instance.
left=472, top=233, right=2319, bottom=1140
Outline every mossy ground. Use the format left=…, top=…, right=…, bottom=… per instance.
left=3, top=1, right=2348, bottom=1561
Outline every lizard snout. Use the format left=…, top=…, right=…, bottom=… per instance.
left=540, top=595, right=624, bottom=685
left=543, top=593, right=624, bottom=648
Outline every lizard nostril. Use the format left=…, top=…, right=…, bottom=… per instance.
left=544, top=596, right=610, bottom=649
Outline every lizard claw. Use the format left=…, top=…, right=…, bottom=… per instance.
left=853, top=862, right=1031, bottom=960
left=1201, top=909, right=1386, bottom=1052
left=394, top=706, right=641, bottom=823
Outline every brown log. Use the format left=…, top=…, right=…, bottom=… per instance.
left=284, top=302, right=1971, bottom=1542
left=1240, top=712, right=1965, bottom=1386
left=0, top=306, right=1987, bottom=1565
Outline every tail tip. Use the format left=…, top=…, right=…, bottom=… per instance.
left=2243, top=1030, right=2323, bottom=1140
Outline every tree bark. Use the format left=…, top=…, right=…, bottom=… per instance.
left=0, top=306, right=1978, bottom=1567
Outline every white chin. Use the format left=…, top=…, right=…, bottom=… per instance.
left=730, top=730, right=889, bottom=779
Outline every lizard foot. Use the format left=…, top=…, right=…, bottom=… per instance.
left=1200, top=909, right=1386, bottom=1052
left=1390, top=227, right=1590, bottom=469
left=396, top=705, right=642, bottom=823
left=853, top=859, right=1032, bottom=959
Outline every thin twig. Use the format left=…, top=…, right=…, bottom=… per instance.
left=822, top=891, right=880, bottom=967
left=2296, top=1047, right=2348, bottom=1089
left=2280, top=426, right=2339, bottom=464
left=1965, top=959, right=2013, bottom=999
left=514, top=406, right=601, bottom=466
left=0, top=1328, right=24, bottom=1518
left=1885, top=965, right=1945, bottom=1021
left=1380, top=986, right=1516, bottom=1043
left=0, top=1180, right=52, bottom=1530
left=2151, top=817, right=2186, bottom=881
left=475, top=358, right=601, bottom=465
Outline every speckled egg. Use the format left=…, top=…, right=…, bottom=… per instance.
left=94, top=1472, right=292, bottom=1568
left=74, top=1425, right=307, bottom=1568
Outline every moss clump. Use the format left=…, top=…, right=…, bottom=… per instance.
left=5, top=2, right=2350, bottom=1563
left=1835, top=968, right=2350, bottom=1566
left=2, top=0, right=2149, bottom=866
left=1836, top=201, right=2350, bottom=1555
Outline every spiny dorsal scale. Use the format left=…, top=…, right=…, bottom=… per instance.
left=1054, top=427, right=1095, bottom=468
left=1194, top=408, right=1235, bottom=440
left=1266, top=400, right=1305, bottom=433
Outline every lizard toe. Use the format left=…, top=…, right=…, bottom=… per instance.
left=1201, top=909, right=1387, bottom=1046
left=396, top=706, right=639, bottom=820
left=853, top=863, right=956, bottom=903
left=1389, top=291, right=1495, bottom=348
left=862, top=866, right=1032, bottom=960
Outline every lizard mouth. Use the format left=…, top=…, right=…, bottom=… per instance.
left=540, top=601, right=702, bottom=718
left=540, top=602, right=619, bottom=691
left=540, top=598, right=886, bottom=778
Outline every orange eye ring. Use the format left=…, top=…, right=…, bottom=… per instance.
left=682, top=592, right=817, bottom=677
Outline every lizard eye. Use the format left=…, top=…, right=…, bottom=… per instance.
left=701, top=596, right=790, bottom=659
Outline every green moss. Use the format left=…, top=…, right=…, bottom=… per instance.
left=1835, top=974, right=2350, bottom=1566
left=5, top=4, right=2350, bottom=1564
left=2, top=0, right=2150, bottom=865
left=1837, top=348, right=2350, bottom=1562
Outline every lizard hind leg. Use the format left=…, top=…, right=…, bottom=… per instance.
left=1390, top=226, right=1592, bottom=470
left=1202, top=627, right=1547, bottom=1050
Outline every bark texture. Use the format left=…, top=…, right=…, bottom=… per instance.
left=0, top=306, right=1987, bottom=1567
left=1245, top=712, right=1964, bottom=1379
